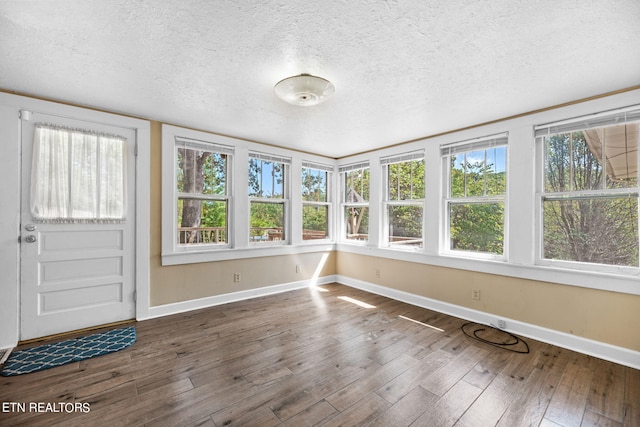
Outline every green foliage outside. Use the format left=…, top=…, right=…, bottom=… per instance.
left=543, top=131, right=638, bottom=266
left=448, top=148, right=506, bottom=254
left=387, top=160, right=424, bottom=244
left=177, top=149, right=227, bottom=243
left=302, top=168, right=328, bottom=236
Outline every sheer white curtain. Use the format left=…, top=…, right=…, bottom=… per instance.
left=31, top=124, right=126, bottom=223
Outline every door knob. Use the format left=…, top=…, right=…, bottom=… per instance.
left=25, top=224, right=37, bottom=232
left=25, top=235, right=37, bottom=243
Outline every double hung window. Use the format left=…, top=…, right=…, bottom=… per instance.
left=536, top=107, right=639, bottom=267
left=340, top=162, right=370, bottom=242
left=175, top=137, right=232, bottom=247
left=382, top=152, right=425, bottom=249
left=248, top=152, right=290, bottom=244
left=302, top=162, right=332, bottom=240
left=442, top=135, right=507, bottom=256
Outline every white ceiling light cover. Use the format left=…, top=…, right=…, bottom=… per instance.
left=274, top=74, right=335, bottom=106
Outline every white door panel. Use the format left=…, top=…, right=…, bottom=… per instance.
left=20, top=112, right=136, bottom=340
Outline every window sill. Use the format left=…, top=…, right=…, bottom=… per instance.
left=162, top=243, right=336, bottom=266
left=336, top=243, right=640, bottom=296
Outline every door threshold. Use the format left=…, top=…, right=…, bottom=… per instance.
left=19, top=319, right=136, bottom=346
left=0, top=347, right=13, bottom=365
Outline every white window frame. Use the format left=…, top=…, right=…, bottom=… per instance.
left=301, top=161, right=333, bottom=242
left=381, top=151, right=425, bottom=251
left=340, top=162, right=370, bottom=245
left=163, top=131, right=234, bottom=255
left=441, top=133, right=508, bottom=261
left=248, top=151, right=291, bottom=246
left=534, top=105, right=640, bottom=274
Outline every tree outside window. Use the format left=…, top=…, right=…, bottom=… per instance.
left=446, top=145, right=506, bottom=255
left=341, top=165, right=370, bottom=242
left=176, top=146, right=228, bottom=245
left=383, top=155, right=424, bottom=249
left=248, top=155, right=288, bottom=243
left=541, top=123, right=639, bottom=266
left=302, top=166, right=331, bottom=240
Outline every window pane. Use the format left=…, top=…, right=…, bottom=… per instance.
left=571, top=131, right=603, bottom=191
left=388, top=205, right=423, bottom=248
left=177, top=199, right=227, bottom=245
left=344, top=206, right=368, bottom=241
left=302, top=205, right=328, bottom=240
left=464, top=150, right=485, bottom=197
left=302, top=168, right=327, bottom=202
left=486, top=146, right=507, bottom=195
left=177, top=148, right=227, bottom=195
left=250, top=202, right=285, bottom=242
left=450, top=155, right=465, bottom=198
left=450, top=147, right=506, bottom=198
left=544, top=133, right=572, bottom=193
left=345, top=168, right=369, bottom=202
left=449, top=203, right=504, bottom=254
left=248, top=158, right=284, bottom=198
left=544, top=125, right=639, bottom=193
left=388, top=160, right=425, bottom=200
left=599, top=124, right=638, bottom=189
left=543, top=197, right=638, bottom=266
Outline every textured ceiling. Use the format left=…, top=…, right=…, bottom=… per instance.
left=1, top=0, right=639, bottom=158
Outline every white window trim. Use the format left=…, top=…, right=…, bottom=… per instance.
left=381, top=153, right=425, bottom=252
left=163, top=127, right=234, bottom=256
left=301, top=163, right=333, bottom=243
left=337, top=89, right=640, bottom=295
left=162, top=125, right=335, bottom=265
left=340, top=163, right=370, bottom=245
left=441, top=134, right=508, bottom=261
left=534, top=110, right=640, bottom=274
left=248, top=153, right=290, bottom=246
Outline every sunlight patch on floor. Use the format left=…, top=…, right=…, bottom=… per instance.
left=338, top=296, right=376, bottom=309
left=399, top=315, right=444, bottom=332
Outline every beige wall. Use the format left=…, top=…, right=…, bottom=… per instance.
left=336, top=252, right=640, bottom=352
left=148, top=121, right=336, bottom=306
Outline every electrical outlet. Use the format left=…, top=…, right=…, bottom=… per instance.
left=375, top=269, right=380, bottom=278
left=296, top=264, right=301, bottom=273
left=233, top=272, right=241, bottom=283
left=471, top=289, right=481, bottom=300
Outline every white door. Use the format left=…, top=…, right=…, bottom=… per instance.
left=20, top=112, right=136, bottom=340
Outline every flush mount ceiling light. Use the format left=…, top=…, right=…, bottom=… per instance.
left=274, top=74, right=335, bottom=106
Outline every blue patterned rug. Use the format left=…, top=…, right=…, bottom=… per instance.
left=0, top=326, right=136, bottom=376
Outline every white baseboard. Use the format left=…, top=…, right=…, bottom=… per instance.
left=143, top=275, right=338, bottom=320
left=336, top=275, right=640, bottom=370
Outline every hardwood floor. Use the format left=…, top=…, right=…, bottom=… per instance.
left=1, top=283, right=638, bottom=426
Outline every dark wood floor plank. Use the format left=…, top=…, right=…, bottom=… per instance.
left=586, top=360, right=626, bottom=423
left=318, top=393, right=391, bottom=426
left=374, top=349, right=455, bottom=404
left=581, top=410, right=624, bottom=427
left=325, top=353, right=419, bottom=412
left=269, top=357, right=381, bottom=421
left=370, top=385, right=440, bottom=426
left=455, top=373, right=526, bottom=426
left=409, top=380, right=483, bottom=427
left=544, top=354, right=595, bottom=427
left=496, top=345, right=571, bottom=427
left=281, top=401, right=339, bottom=427
left=0, top=283, right=636, bottom=427
left=419, top=344, right=489, bottom=397
left=624, top=366, right=640, bottom=427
